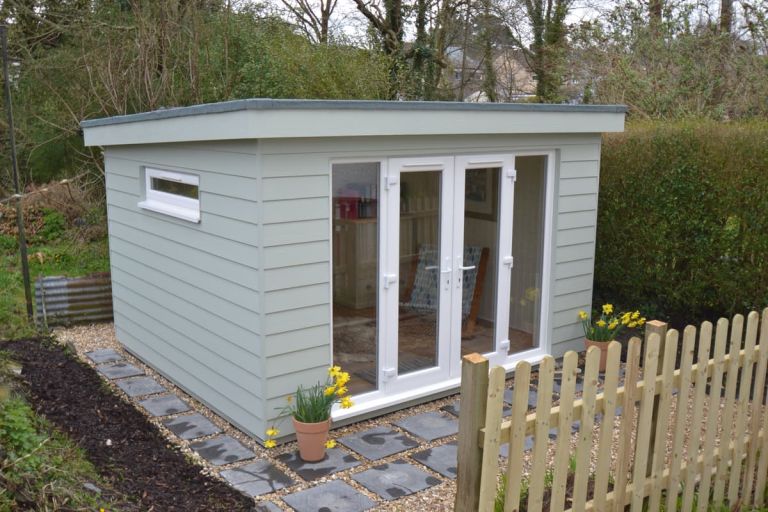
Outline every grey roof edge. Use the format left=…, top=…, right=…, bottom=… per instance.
left=80, top=98, right=628, bottom=128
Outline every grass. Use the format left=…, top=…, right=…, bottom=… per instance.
left=0, top=232, right=109, bottom=340
left=0, top=395, right=117, bottom=511
left=0, top=346, right=119, bottom=511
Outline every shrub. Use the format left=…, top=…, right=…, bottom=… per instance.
left=0, top=234, right=15, bottom=252
left=596, top=120, right=768, bottom=324
left=38, top=208, right=67, bottom=242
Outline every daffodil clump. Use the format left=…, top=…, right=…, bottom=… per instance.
left=264, top=366, right=355, bottom=448
left=579, top=304, right=646, bottom=342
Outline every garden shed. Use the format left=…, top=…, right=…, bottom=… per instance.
left=81, top=99, right=626, bottom=442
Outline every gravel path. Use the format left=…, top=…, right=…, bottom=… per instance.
left=53, top=322, right=738, bottom=511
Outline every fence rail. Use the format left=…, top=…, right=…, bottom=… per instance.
left=456, top=308, right=768, bottom=512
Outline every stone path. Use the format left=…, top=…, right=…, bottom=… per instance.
left=85, top=347, right=627, bottom=511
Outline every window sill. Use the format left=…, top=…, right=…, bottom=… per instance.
left=138, top=200, right=200, bottom=223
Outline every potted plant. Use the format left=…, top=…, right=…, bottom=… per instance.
left=264, top=366, right=353, bottom=461
left=579, top=304, right=645, bottom=372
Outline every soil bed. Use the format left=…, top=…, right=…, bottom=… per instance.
left=4, top=337, right=254, bottom=511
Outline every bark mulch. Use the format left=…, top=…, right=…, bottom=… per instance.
left=4, top=338, right=255, bottom=512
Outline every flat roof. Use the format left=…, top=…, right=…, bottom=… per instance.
left=81, top=98, right=627, bottom=128
left=81, top=98, right=627, bottom=146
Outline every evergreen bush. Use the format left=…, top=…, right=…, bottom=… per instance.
left=596, top=120, right=768, bottom=324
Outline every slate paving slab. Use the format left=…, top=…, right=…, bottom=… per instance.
left=255, top=502, right=283, bottom=512
left=138, top=394, right=190, bottom=417
left=115, top=376, right=166, bottom=397
left=277, top=447, right=360, bottom=481
left=97, top=362, right=144, bottom=380
left=394, top=411, right=458, bottom=441
left=499, top=436, right=534, bottom=457
left=220, top=459, right=293, bottom=497
left=442, top=399, right=511, bottom=418
left=85, top=348, right=123, bottom=364
left=411, top=441, right=458, bottom=479
left=162, top=412, right=221, bottom=440
left=282, top=480, right=375, bottom=512
left=339, top=426, right=419, bottom=460
left=352, top=459, right=441, bottom=501
left=190, top=435, right=255, bottom=466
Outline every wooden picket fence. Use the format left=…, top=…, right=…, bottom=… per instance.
left=455, top=309, right=768, bottom=512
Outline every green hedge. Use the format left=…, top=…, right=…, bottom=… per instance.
left=595, top=121, right=768, bottom=324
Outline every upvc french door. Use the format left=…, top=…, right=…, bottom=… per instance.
left=380, top=154, right=517, bottom=394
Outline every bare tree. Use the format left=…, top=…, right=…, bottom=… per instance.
left=720, top=0, right=733, bottom=33
left=497, top=0, right=574, bottom=102
left=280, top=0, right=338, bottom=43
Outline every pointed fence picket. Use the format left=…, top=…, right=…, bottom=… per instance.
left=455, top=308, right=768, bottom=512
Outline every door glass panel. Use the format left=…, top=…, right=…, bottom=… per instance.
left=461, top=167, right=501, bottom=356
left=398, top=171, right=441, bottom=375
left=508, top=156, right=547, bottom=353
left=332, top=162, right=379, bottom=395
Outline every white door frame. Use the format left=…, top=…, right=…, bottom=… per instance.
left=330, top=150, right=556, bottom=420
left=382, top=156, right=455, bottom=395
left=450, top=154, right=517, bottom=376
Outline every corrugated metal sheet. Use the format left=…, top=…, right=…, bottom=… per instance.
left=35, top=273, right=113, bottom=327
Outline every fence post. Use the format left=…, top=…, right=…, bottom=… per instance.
left=455, top=352, right=489, bottom=512
left=645, top=319, right=668, bottom=477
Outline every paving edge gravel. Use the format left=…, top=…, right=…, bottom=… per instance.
left=60, top=324, right=631, bottom=511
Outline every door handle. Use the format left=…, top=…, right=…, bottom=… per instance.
left=425, top=266, right=452, bottom=273
left=458, top=265, right=476, bottom=271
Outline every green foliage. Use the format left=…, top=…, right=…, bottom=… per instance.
left=277, top=367, right=353, bottom=424
left=37, top=208, right=67, bottom=242
left=0, top=396, right=113, bottom=510
left=571, top=3, right=768, bottom=119
left=233, top=20, right=390, bottom=100
left=0, top=398, right=44, bottom=469
left=1, top=4, right=391, bottom=188
left=0, top=234, right=15, bottom=252
left=596, top=120, right=768, bottom=324
left=0, top=234, right=110, bottom=340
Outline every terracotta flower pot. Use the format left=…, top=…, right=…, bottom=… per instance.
left=292, top=417, right=331, bottom=462
left=584, top=338, right=613, bottom=373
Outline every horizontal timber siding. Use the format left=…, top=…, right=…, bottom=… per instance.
left=104, top=141, right=265, bottom=437
left=552, top=149, right=600, bottom=357
left=258, top=134, right=602, bottom=429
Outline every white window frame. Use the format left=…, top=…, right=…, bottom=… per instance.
left=138, top=167, right=200, bottom=223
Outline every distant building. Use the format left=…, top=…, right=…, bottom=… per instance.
left=445, top=45, right=536, bottom=102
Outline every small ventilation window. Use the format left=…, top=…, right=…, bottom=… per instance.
left=138, top=167, right=200, bottom=222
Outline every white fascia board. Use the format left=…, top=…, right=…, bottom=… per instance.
left=82, top=108, right=625, bottom=147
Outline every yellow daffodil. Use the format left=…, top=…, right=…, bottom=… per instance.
left=609, top=320, right=619, bottom=330
left=621, top=312, right=631, bottom=325
left=266, top=427, right=280, bottom=437
left=335, top=386, right=348, bottom=397
left=325, top=440, right=337, bottom=449
left=264, top=439, right=277, bottom=449
left=328, top=365, right=341, bottom=377
left=632, top=311, right=640, bottom=320
left=578, top=310, right=588, bottom=320
left=335, top=372, right=351, bottom=386
left=628, top=321, right=637, bottom=328
left=638, top=317, right=646, bottom=326
left=340, top=396, right=354, bottom=409
left=602, top=304, right=614, bottom=315
left=596, top=319, right=607, bottom=328
left=324, top=386, right=336, bottom=396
